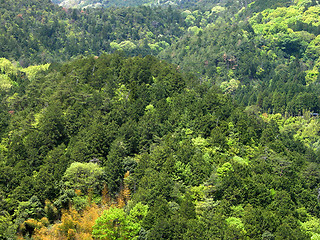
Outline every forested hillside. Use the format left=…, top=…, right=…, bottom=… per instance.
left=0, top=0, right=194, bottom=66
left=161, top=0, right=320, bottom=115
left=1, top=53, right=320, bottom=239
left=1, top=0, right=320, bottom=239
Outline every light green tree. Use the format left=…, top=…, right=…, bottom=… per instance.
left=62, top=162, right=105, bottom=194
left=92, top=203, right=148, bottom=240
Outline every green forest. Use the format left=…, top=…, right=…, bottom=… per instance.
left=2, top=0, right=320, bottom=239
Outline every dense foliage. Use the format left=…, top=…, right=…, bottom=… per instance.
left=0, top=53, right=320, bottom=239
left=160, top=0, right=320, bottom=115
left=0, top=0, right=195, bottom=66
left=0, top=0, right=278, bottom=67
left=1, top=0, right=320, bottom=239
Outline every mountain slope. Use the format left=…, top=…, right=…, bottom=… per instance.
left=160, top=0, right=320, bottom=115
left=2, top=0, right=320, bottom=239
left=1, top=54, right=320, bottom=239
left=1, top=0, right=191, bottom=66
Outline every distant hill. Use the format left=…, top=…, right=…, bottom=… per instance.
left=160, top=0, right=320, bottom=115
left=53, top=0, right=180, bottom=8
left=51, top=0, right=254, bottom=9
left=1, top=0, right=190, bottom=66
left=53, top=0, right=153, bottom=8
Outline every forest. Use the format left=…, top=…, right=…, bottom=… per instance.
left=1, top=0, right=320, bottom=239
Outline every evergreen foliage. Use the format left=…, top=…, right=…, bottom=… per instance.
left=1, top=0, right=320, bottom=239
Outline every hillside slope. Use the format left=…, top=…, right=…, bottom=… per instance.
left=1, top=53, right=320, bottom=239
left=1, top=0, right=320, bottom=239
left=1, top=0, right=191, bottom=65
left=160, top=0, right=320, bottom=115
